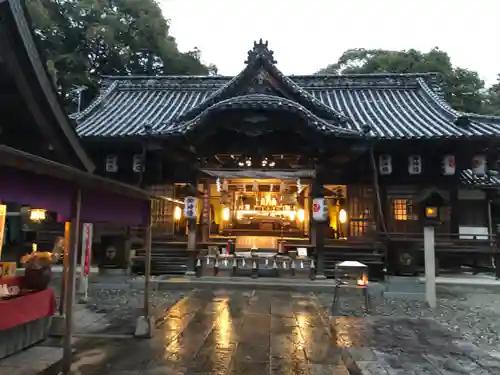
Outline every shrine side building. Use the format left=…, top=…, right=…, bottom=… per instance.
left=73, top=40, right=500, bottom=277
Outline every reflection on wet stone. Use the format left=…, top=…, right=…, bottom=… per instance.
left=71, top=289, right=500, bottom=375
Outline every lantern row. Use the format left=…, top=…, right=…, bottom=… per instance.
left=378, top=154, right=487, bottom=176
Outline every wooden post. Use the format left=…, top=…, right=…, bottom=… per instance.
left=144, top=200, right=153, bottom=320
left=134, top=199, right=155, bottom=338
left=61, top=189, right=82, bottom=375
left=185, top=177, right=198, bottom=276
left=312, top=169, right=326, bottom=279
left=202, top=180, right=210, bottom=243
left=58, top=221, right=71, bottom=316
left=424, top=226, right=437, bottom=308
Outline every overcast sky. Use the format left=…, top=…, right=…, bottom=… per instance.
left=159, top=0, right=499, bottom=86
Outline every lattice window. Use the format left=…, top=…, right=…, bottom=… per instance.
left=392, top=199, right=417, bottom=221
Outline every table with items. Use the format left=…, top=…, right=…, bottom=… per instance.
left=196, top=246, right=317, bottom=278
left=0, top=276, right=56, bottom=359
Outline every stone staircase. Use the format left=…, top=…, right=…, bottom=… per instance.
left=132, top=240, right=188, bottom=276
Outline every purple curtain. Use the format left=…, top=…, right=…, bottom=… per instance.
left=0, top=167, right=72, bottom=217
left=80, top=189, right=149, bottom=225
left=0, top=167, right=149, bottom=225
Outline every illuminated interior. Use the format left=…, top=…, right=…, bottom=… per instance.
left=211, top=178, right=308, bottom=238
left=169, top=180, right=360, bottom=242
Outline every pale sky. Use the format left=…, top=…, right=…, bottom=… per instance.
left=160, top=0, right=499, bottom=86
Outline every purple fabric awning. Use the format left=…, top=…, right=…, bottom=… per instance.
left=0, top=167, right=149, bottom=225
left=81, top=190, right=148, bottom=225
left=0, top=168, right=73, bottom=217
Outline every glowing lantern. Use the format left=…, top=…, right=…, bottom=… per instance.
left=339, top=209, right=347, bottom=224
left=30, top=209, right=46, bottom=222
left=222, top=207, right=230, bottom=221
left=298, top=209, right=305, bottom=222
left=174, top=206, right=182, bottom=221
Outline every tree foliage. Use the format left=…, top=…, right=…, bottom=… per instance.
left=27, top=0, right=214, bottom=111
left=485, top=75, right=500, bottom=116
left=316, top=48, right=489, bottom=114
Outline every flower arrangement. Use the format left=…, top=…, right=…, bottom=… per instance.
left=20, top=250, right=56, bottom=291
left=20, top=251, right=56, bottom=269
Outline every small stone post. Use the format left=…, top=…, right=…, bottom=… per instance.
left=424, top=226, right=436, bottom=308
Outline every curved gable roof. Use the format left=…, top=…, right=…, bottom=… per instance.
left=74, top=41, right=500, bottom=140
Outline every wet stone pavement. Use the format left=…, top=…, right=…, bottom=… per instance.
left=69, top=289, right=500, bottom=375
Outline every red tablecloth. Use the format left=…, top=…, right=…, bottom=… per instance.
left=0, top=277, right=56, bottom=331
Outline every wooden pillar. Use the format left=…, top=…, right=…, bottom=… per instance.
left=449, top=184, right=459, bottom=239
left=61, top=189, right=82, bottom=375
left=185, top=171, right=199, bottom=276
left=312, top=168, right=326, bottom=278
left=201, top=179, right=210, bottom=243
left=143, top=200, right=153, bottom=319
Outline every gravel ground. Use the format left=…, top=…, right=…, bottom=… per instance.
left=315, top=289, right=500, bottom=353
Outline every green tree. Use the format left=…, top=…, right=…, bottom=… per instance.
left=317, top=48, right=486, bottom=114
left=484, top=75, right=500, bottom=116
left=27, top=0, right=214, bottom=111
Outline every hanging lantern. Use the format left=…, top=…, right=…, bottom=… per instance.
left=29, top=209, right=47, bottom=222
left=442, top=155, right=456, bottom=175
left=378, top=155, right=392, bottom=175
left=220, top=191, right=230, bottom=205
left=280, top=181, right=286, bottom=193
left=296, top=179, right=302, bottom=193
left=252, top=181, right=258, bottom=192
left=222, top=179, right=229, bottom=192
left=408, top=155, right=422, bottom=175
left=282, top=193, right=295, bottom=205
left=472, top=155, right=486, bottom=176
left=132, top=154, right=144, bottom=172
left=105, top=154, right=118, bottom=172
left=216, top=177, right=221, bottom=192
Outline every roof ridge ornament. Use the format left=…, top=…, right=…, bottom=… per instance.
left=245, top=39, right=277, bottom=65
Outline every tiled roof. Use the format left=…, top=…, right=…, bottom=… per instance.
left=74, top=41, right=500, bottom=139
left=167, top=94, right=361, bottom=136
left=460, top=169, right=500, bottom=187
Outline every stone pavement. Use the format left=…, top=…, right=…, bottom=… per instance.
left=0, top=346, right=62, bottom=375
left=67, top=289, right=500, bottom=375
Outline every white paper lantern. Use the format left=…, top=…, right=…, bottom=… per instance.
left=472, top=155, right=487, bottom=176
left=442, top=155, right=456, bottom=175
left=312, top=198, right=328, bottom=222
left=105, top=154, right=118, bottom=172
left=132, top=154, right=144, bottom=172
left=378, top=155, right=392, bottom=175
left=183, top=196, right=198, bottom=219
left=408, top=155, right=422, bottom=175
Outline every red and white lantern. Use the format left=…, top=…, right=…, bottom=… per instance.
left=472, top=155, right=487, bottom=176
left=312, top=198, right=328, bottom=222
left=442, top=155, right=456, bottom=175
left=408, top=155, right=422, bottom=175
left=378, top=155, right=392, bottom=175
